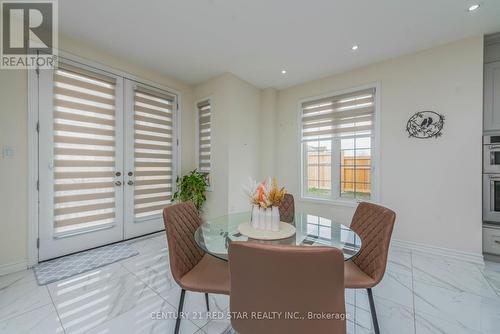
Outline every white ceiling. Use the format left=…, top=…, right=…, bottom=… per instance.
left=59, top=0, right=500, bottom=89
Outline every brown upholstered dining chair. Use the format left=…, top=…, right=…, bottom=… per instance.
left=345, top=202, right=396, bottom=334
left=229, top=242, right=346, bottom=334
left=278, top=193, right=295, bottom=223
left=163, top=202, right=230, bottom=334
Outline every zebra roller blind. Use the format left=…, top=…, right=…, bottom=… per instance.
left=133, top=87, right=175, bottom=219
left=53, top=64, right=117, bottom=233
left=301, top=88, right=375, bottom=141
left=197, top=100, right=211, bottom=175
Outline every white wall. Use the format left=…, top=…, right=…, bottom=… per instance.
left=194, top=73, right=261, bottom=218
left=0, top=70, right=29, bottom=272
left=275, top=36, right=484, bottom=255
left=226, top=76, right=261, bottom=213
left=259, top=88, right=277, bottom=179
left=0, top=35, right=196, bottom=270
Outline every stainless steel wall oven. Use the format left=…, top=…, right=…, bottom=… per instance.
left=484, top=135, right=500, bottom=223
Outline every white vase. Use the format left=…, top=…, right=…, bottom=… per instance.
left=251, top=205, right=260, bottom=229
left=258, top=207, right=266, bottom=230
left=265, top=208, right=272, bottom=231
left=271, top=206, right=280, bottom=231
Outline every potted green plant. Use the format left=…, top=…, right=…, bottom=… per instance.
left=172, top=169, right=209, bottom=211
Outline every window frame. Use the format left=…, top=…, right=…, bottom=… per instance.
left=298, top=83, right=380, bottom=206
left=195, top=96, right=213, bottom=191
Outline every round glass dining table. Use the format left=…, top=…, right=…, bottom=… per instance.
left=194, top=212, right=362, bottom=261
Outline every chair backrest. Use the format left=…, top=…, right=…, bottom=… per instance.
left=278, top=193, right=295, bottom=223
left=350, top=202, right=396, bottom=285
left=163, top=202, right=205, bottom=284
left=229, top=242, right=346, bottom=334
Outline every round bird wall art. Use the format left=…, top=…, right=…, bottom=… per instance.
left=406, top=111, right=444, bottom=139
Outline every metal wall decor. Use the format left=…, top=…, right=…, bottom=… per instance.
left=406, top=111, right=444, bottom=139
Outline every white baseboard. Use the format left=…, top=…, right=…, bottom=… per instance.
left=391, top=239, right=484, bottom=265
left=0, top=260, right=28, bottom=276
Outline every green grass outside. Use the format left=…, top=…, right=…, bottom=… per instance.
left=308, top=187, right=370, bottom=201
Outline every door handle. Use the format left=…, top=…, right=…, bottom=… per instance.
left=115, top=181, right=122, bottom=186
left=127, top=180, right=134, bottom=186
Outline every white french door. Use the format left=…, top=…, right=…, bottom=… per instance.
left=123, top=80, right=177, bottom=239
left=38, top=60, right=177, bottom=261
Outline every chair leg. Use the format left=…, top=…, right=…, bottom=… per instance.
left=367, top=288, right=380, bottom=334
left=205, top=293, right=210, bottom=312
left=175, top=289, right=186, bottom=334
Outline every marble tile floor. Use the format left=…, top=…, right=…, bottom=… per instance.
left=1, top=232, right=500, bottom=334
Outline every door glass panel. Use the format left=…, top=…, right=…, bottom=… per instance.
left=305, top=140, right=332, bottom=197
left=340, top=136, right=371, bottom=200
left=133, top=88, right=175, bottom=219
left=492, top=152, right=500, bottom=165
left=495, top=181, right=500, bottom=212
left=52, top=65, right=117, bottom=234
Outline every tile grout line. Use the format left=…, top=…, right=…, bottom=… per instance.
left=141, top=235, right=224, bottom=331
left=54, top=260, right=154, bottom=333
left=353, top=288, right=359, bottom=333
left=118, top=246, right=180, bottom=310
left=118, top=243, right=204, bottom=330
left=0, top=270, right=54, bottom=324
left=410, top=250, right=417, bottom=334
left=48, top=240, right=168, bottom=333
left=45, top=284, right=68, bottom=334
left=0, top=297, right=52, bottom=324
left=53, top=264, right=142, bottom=333
left=352, top=287, right=356, bottom=331
left=411, top=252, right=500, bottom=301
left=50, top=239, right=199, bottom=333
left=476, top=263, right=500, bottom=300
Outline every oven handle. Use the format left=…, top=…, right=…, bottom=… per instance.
left=487, top=145, right=500, bottom=150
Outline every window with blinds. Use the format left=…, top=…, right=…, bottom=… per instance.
left=133, top=87, right=175, bottom=219
left=53, top=64, right=117, bottom=233
left=301, top=88, right=375, bottom=201
left=197, top=100, right=211, bottom=182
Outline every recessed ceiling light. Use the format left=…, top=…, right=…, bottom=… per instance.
left=467, top=4, right=480, bottom=12
left=351, top=45, right=359, bottom=51
left=281, top=70, right=287, bottom=74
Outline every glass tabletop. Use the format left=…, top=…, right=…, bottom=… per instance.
left=194, top=212, right=362, bottom=261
